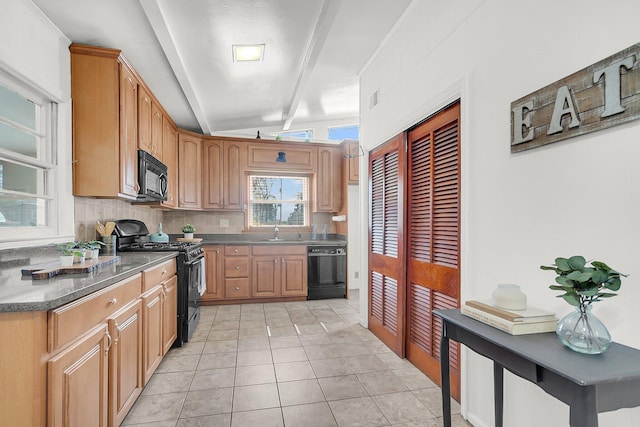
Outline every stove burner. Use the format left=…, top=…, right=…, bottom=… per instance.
left=129, top=242, right=196, bottom=251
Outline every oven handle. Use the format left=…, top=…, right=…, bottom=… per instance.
left=184, top=255, right=204, bottom=266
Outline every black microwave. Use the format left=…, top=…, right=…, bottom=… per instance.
left=137, top=150, right=168, bottom=202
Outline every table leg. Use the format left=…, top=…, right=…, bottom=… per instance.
left=569, top=386, right=598, bottom=427
left=493, top=362, right=504, bottom=427
left=440, top=330, right=451, bottom=427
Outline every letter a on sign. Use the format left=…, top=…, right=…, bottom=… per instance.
left=547, top=86, right=581, bottom=135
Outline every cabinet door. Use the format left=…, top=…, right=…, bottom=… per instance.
left=48, top=324, right=110, bottom=427
left=151, top=103, right=164, bottom=160
left=315, top=146, right=342, bottom=212
left=281, top=255, right=308, bottom=297
left=142, top=286, right=163, bottom=385
left=251, top=256, right=280, bottom=297
left=202, top=140, right=224, bottom=209
left=119, top=64, right=139, bottom=198
left=162, top=117, right=178, bottom=208
left=178, top=133, right=202, bottom=209
left=109, top=299, right=143, bottom=427
left=346, top=141, right=359, bottom=184
left=224, top=140, right=246, bottom=210
left=203, top=246, right=224, bottom=300
left=138, top=85, right=153, bottom=154
left=162, top=275, right=178, bottom=354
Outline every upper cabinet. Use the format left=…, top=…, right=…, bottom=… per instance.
left=150, top=103, right=164, bottom=161
left=315, top=146, right=343, bottom=212
left=161, top=117, right=178, bottom=208
left=202, top=139, right=246, bottom=210
left=345, top=141, right=359, bottom=184
left=178, top=131, right=202, bottom=209
left=138, top=86, right=153, bottom=155
left=247, top=143, right=316, bottom=171
left=71, top=44, right=139, bottom=200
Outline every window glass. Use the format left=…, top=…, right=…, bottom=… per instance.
left=328, top=124, right=359, bottom=141
left=0, top=81, right=53, bottom=230
left=278, top=129, right=313, bottom=140
left=249, top=175, right=309, bottom=227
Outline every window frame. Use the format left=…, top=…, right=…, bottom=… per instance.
left=0, top=70, right=73, bottom=247
left=246, top=173, right=311, bottom=231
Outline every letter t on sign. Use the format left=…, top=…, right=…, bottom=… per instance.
left=512, top=100, right=534, bottom=145
left=593, top=55, right=636, bottom=118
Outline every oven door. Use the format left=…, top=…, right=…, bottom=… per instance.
left=182, top=255, right=203, bottom=342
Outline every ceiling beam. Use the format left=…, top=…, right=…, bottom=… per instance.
left=282, top=0, right=341, bottom=131
left=138, top=0, right=213, bottom=134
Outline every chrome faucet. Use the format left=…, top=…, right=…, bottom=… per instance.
left=273, top=225, right=280, bottom=240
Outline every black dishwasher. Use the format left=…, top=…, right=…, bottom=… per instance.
left=307, top=246, right=347, bottom=299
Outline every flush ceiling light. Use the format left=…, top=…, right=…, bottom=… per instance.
left=232, top=44, right=265, bottom=62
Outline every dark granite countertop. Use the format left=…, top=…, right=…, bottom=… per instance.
left=183, top=233, right=347, bottom=247
left=0, top=251, right=177, bottom=313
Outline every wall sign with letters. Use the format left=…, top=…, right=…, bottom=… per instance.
left=511, top=43, right=640, bottom=153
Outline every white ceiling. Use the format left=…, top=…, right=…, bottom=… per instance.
left=33, top=0, right=412, bottom=136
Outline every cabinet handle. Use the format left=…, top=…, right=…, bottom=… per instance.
left=282, top=258, right=285, bottom=264
left=161, top=269, right=167, bottom=275
left=216, top=248, right=220, bottom=254
left=235, top=286, right=240, bottom=290
left=234, top=249, right=239, bottom=254
left=105, top=331, right=112, bottom=355
left=110, top=298, right=117, bottom=305
left=274, top=258, right=277, bottom=264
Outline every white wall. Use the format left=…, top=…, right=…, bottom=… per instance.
left=347, top=184, right=361, bottom=290
left=359, top=1, right=640, bottom=426
left=0, top=0, right=74, bottom=247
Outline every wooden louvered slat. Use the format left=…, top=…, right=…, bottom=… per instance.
left=432, top=291, right=459, bottom=371
left=383, top=277, right=398, bottom=334
left=371, top=157, right=384, bottom=255
left=409, top=284, right=432, bottom=354
left=383, top=151, right=399, bottom=258
left=370, top=271, right=384, bottom=324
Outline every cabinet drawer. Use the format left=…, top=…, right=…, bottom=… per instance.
left=224, top=258, right=249, bottom=277
left=48, top=273, right=142, bottom=353
left=225, top=246, right=249, bottom=256
left=225, top=278, right=250, bottom=299
left=252, top=245, right=306, bottom=256
left=142, top=259, right=177, bottom=292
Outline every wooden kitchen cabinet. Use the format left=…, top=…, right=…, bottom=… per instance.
left=202, top=139, right=246, bottom=210
left=345, top=140, right=360, bottom=184
left=178, top=131, right=202, bottom=209
left=138, top=85, right=153, bottom=155
left=108, top=299, right=144, bottom=427
left=150, top=103, right=164, bottom=161
left=223, top=245, right=251, bottom=299
left=252, top=245, right=308, bottom=298
left=70, top=44, right=139, bottom=200
left=141, top=259, right=177, bottom=383
left=203, top=245, right=224, bottom=301
left=162, top=116, right=178, bottom=208
left=48, top=323, right=110, bottom=427
left=247, top=142, right=316, bottom=171
left=315, top=146, right=343, bottom=212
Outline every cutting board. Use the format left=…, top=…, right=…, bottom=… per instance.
left=176, top=237, right=203, bottom=242
left=22, top=256, right=121, bottom=280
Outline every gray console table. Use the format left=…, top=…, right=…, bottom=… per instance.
left=435, top=309, right=640, bottom=427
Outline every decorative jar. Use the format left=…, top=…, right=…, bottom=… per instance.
left=557, top=305, right=611, bottom=354
left=491, top=284, right=527, bottom=310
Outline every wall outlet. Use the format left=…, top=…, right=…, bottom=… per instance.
left=354, top=271, right=359, bottom=279
left=220, top=219, right=229, bottom=228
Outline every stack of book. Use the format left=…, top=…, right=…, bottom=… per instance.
left=461, top=300, right=558, bottom=335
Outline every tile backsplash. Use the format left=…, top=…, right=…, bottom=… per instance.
left=74, top=197, right=337, bottom=239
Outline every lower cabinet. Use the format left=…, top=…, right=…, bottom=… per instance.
left=251, top=246, right=308, bottom=298
left=142, top=285, right=163, bottom=384
left=251, top=256, right=280, bottom=297
left=109, top=299, right=144, bottom=427
left=162, top=276, right=178, bottom=355
left=48, top=324, right=110, bottom=427
left=203, top=245, right=224, bottom=301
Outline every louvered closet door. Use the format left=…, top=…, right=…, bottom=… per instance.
left=368, top=134, right=405, bottom=356
left=406, top=102, right=461, bottom=400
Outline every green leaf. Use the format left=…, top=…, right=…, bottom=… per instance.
left=605, top=277, right=621, bottom=291
left=549, top=285, right=566, bottom=291
left=562, top=293, right=580, bottom=306
left=555, top=258, right=571, bottom=272
left=578, top=287, right=600, bottom=297
left=590, top=269, right=608, bottom=284
left=540, top=265, right=559, bottom=271
left=596, top=293, right=617, bottom=298
left=566, top=270, right=592, bottom=282
left=591, top=260, right=612, bottom=271
left=555, top=276, right=574, bottom=287
left=568, top=255, right=586, bottom=270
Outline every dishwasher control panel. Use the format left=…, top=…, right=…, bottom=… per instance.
left=308, top=247, right=346, bottom=255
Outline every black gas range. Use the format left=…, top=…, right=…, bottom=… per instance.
left=114, top=220, right=204, bottom=347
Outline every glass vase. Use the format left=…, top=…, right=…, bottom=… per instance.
left=556, top=305, right=611, bottom=354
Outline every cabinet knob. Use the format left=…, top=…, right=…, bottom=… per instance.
left=234, top=249, right=239, bottom=254
left=235, top=266, right=240, bottom=270
left=110, top=298, right=117, bottom=305
left=161, top=269, right=167, bottom=275
left=216, top=248, right=220, bottom=254
left=235, top=286, right=240, bottom=290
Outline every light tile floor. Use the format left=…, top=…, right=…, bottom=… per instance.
left=122, top=290, right=472, bottom=427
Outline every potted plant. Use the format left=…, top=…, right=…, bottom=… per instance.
left=82, top=240, right=105, bottom=259
left=58, top=242, right=85, bottom=265
left=540, top=255, right=627, bottom=354
left=182, top=224, right=196, bottom=239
